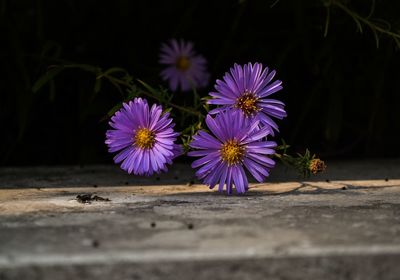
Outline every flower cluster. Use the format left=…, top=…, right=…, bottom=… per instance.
left=106, top=39, right=290, bottom=194
left=189, top=62, right=286, bottom=194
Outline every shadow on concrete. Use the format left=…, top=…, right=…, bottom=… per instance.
left=0, top=159, right=399, bottom=189
left=0, top=164, right=196, bottom=189
left=160, top=181, right=400, bottom=197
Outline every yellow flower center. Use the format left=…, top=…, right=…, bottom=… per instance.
left=220, top=140, right=245, bottom=165
left=176, top=56, right=191, bottom=71
left=134, top=128, right=155, bottom=149
left=235, top=92, right=259, bottom=116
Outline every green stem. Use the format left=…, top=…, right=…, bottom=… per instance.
left=103, top=74, right=203, bottom=118
left=332, top=0, right=400, bottom=39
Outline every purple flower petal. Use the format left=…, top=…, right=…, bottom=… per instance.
left=159, top=39, right=209, bottom=92
left=189, top=110, right=277, bottom=194
left=207, top=62, right=286, bottom=133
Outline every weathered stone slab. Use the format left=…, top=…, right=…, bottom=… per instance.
left=0, top=161, right=400, bottom=279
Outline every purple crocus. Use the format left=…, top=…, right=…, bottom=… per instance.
left=159, top=39, right=209, bottom=92
left=208, top=62, right=286, bottom=133
left=105, top=98, right=182, bottom=176
left=188, top=110, right=276, bottom=194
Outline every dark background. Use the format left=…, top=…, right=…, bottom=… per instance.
left=1, top=0, right=400, bottom=166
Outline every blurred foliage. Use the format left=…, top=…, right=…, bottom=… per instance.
left=1, top=0, right=400, bottom=165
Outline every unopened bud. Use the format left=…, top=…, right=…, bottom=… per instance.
left=309, top=159, right=326, bottom=174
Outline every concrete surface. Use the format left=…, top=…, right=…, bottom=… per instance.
left=0, top=160, right=400, bottom=279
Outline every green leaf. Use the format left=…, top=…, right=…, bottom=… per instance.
left=372, top=28, right=380, bottom=48
left=324, top=5, right=331, bottom=37
left=94, top=78, right=102, bottom=94
left=137, top=79, right=160, bottom=96
left=101, top=103, right=123, bottom=122
left=64, top=64, right=101, bottom=73
left=97, top=67, right=128, bottom=79
left=394, top=37, right=400, bottom=49
left=353, top=17, right=363, bottom=33
left=104, top=67, right=128, bottom=75
left=270, top=0, right=280, bottom=8
left=163, top=107, right=173, bottom=113
left=137, top=80, right=162, bottom=99
left=90, top=78, right=103, bottom=101
left=32, top=66, right=65, bottom=93
left=366, top=0, right=376, bottom=19
left=127, top=88, right=140, bottom=99
left=107, top=103, right=122, bottom=117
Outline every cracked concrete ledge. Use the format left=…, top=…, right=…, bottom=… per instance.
left=0, top=160, right=400, bottom=279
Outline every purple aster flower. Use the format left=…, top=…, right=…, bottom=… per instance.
left=208, top=62, right=286, bottom=133
left=159, top=39, right=209, bottom=92
left=105, top=98, right=182, bottom=176
left=188, top=110, right=276, bottom=194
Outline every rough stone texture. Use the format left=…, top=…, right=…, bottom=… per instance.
left=1, top=160, right=400, bottom=279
